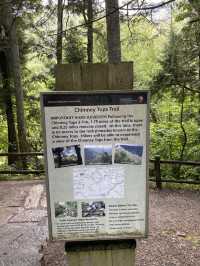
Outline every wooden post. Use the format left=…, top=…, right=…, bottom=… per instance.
left=155, top=155, right=162, bottom=189
left=65, top=240, right=136, bottom=266
left=55, top=62, right=133, bottom=91
left=55, top=62, right=136, bottom=266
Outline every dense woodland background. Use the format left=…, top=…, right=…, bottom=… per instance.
left=0, top=0, right=200, bottom=181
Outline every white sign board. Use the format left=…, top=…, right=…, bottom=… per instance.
left=41, top=91, right=149, bottom=241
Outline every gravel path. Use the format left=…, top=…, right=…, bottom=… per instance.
left=136, top=189, right=200, bottom=266
left=0, top=181, right=47, bottom=266
left=41, top=188, right=200, bottom=266
left=0, top=181, right=199, bottom=265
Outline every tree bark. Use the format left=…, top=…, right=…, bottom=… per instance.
left=10, top=24, right=29, bottom=153
left=5, top=92, right=18, bottom=164
left=56, top=0, right=63, bottom=64
left=1, top=0, right=29, bottom=155
left=0, top=51, right=18, bottom=164
left=87, top=0, right=93, bottom=62
left=105, top=0, right=121, bottom=63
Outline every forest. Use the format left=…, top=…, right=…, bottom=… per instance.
left=0, top=0, right=200, bottom=181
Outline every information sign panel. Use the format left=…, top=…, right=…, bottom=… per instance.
left=41, top=91, right=149, bottom=241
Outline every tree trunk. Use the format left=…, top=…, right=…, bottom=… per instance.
left=5, top=92, right=18, bottom=164
left=1, top=0, right=29, bottom=158
left=0, top=51, right=18, bottom=165
left=87, top=0, right=93, bottom=63
left=57, top=0, right=63, bottom=64
left=105, top=0, right=121, bottom=63
left=9, top=23, right=29, bottom=154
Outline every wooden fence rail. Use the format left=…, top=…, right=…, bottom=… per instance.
left=150, top=155, right=200, bottom=189
left=0, top=153, right=200, bottom=188
left=0, top=152, right=43, bottom=156
left=0, top=152, right=44, bottom=175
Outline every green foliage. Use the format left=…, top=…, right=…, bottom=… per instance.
left=121, top=18, right=167, bottom=89
left=150, top=91, right=200, bottom=180
left=151, top=93, right=181, bottom=158
left=93, top=22, right=107, bottom=63
left=1, top=0, right=200, bottom=184
left=0, top=114, right=7, bottom=152
left=64, top=28, right=86, bottom=63
left=148, top=0, right=200, bottom=181
left=22, top=38, right=56, bottom=151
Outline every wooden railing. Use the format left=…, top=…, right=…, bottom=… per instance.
left=150, top=155, right=200, bottom=189
left=0, top=153, right=200, bottom=188
left=0, top=152, right=45, bottom=175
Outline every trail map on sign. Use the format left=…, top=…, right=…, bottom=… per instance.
left=73, top=166, right=124, bottom=199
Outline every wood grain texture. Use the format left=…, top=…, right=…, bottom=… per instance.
left=90, top=249, right=112, bottom=266
left=55, top=62, right=133, bottom=91
left=111, top=248, right=135, bottom=266
left=66, top=240, right=136, bottom=266
left=67, top=247, right=135, bottom=266
left=67, top=252, right=80, bottom=266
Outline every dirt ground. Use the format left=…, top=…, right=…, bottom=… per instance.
left=41, top=188, right=200, bottom=266
left=0, top=180, right=200, bottom=266
left=0, top=180, right=47, bottom=266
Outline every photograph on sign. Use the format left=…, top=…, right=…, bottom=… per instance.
left=84, top=145, right=112, bottom=165
left=41, top=91, right=149, bottom=241
left=55, top=201, right=78, bottom=218
left=52, top=145, right=82, bottom=168
left=114, top=144, right=143, bottom=165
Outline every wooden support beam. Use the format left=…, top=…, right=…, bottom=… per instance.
left=65, top=240, right=136, bottom=266
left=155, top=155, right=162, bottom=189
left=55, top=63, right=133, bottom=91
left=55, top=62, right=136, bottom=266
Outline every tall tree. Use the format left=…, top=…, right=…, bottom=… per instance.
left=68, top=0, right=94, bottom=62
left=57, top=0, right=63, bottom=64
left=105, top=0, right=121, bottom=63
left=0, top=51, right=18, bottom=164
left=87, top=0, right=93, bottom=62
left=1, top=0, right=29, bottom=154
